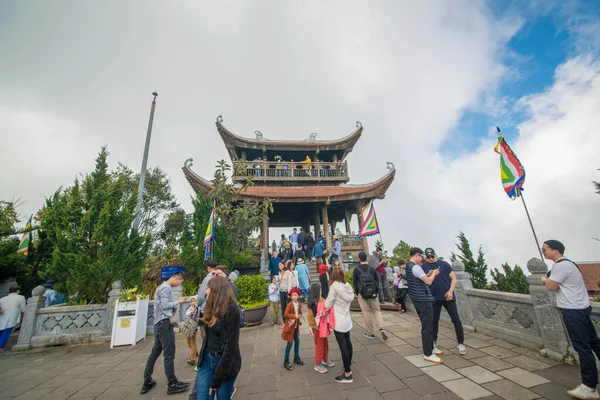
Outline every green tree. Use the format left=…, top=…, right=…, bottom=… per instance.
left=113, top=164, right=180, bottom=240
left=489, top=263, right=529, bottom=294
left=0, top=201, right=26, bottom=283
left=38, top=147, right=149, bottom=302
left=390, top=240, right=411, bottom=267
left=161, top=208, right=186, bottom=250
left=450, top=231, right=488, bottom=289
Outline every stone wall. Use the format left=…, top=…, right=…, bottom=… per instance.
left=13, top=280, right=192, bottom=350
left=444, top=258, right=573, bottom=362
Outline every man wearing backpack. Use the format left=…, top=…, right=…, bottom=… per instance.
left=405, top=247, right=442, bottom=364
left=542, top=239, right=600, bottom=400
left=353, top=251, right=388, bottom=341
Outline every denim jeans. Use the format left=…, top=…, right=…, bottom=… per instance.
left=0, top=326, right=13, bottom=349
left=144, top=319, right=177, bottom=384
left=195, top=352, right=235, bottom=400
left=284, top=327, right=300, bottom=361
left=561, top=307, right=600, bottom=388
left=433, top=301, right=465, bottom=344
left=413, top=301, right=434, bottom=357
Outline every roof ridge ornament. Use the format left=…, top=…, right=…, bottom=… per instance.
left=386, top=161, right=395, bottom=171
left=309, top=132, right=317, bottom=142
left=184, top=158, right=194, bottom=168
left=356, top=121, right=362, bottom=128
left=216, top=115, right=223, bottom=123
left=254, top=130, right=264, bottom=141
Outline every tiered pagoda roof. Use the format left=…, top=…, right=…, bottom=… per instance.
left=183, top=116, right=395, bottom=203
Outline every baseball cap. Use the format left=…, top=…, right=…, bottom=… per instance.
left=424, top=248, right=436, bottom=258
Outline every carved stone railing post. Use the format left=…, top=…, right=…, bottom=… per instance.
left=13, top=285, right=45, bottom=350
left=106, top=281, right=122, bottom=335
left=452, top=260, right=475, bottom=331
left=526, top=257, right=572, bottom=362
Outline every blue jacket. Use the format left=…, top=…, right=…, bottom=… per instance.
left=269, top=257, right=281, bottom=275
left=312, top=241, right=324, bottom=257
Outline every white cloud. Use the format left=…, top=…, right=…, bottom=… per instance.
left=0, top=1, right=597, bottom=275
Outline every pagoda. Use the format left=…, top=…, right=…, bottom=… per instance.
left=183, top=115, right=395, bottom=260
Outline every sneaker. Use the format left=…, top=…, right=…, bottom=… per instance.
left=567, top=384, right=600, bottom=399
left=424, top=354, right=443, bottom=364
left=322, top=359, right=336, bottom=367
left=363, top=332, right=376, bottom=340
left=231, top=386, right=237, bottom=399
left=284, top=360, right=294, bottom=371
left=457, top=344, right=467, bottom=355
left=334, top=373, right=353, bottom=384
left=293, top=357, right=306, bottom=366
left=314, top=364, right=328, bottom=373
left=433, top=346, right=444, bottom=355
left=140, top=379, right=156, bottom=394
left=194, top=366, right=198, bottom=371
left=166, top=381, right=189, bottom=395
left=380, top=329, right=388, bottom=341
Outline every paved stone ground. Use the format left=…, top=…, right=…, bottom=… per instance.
left=0, top=309, right=589, bottom=400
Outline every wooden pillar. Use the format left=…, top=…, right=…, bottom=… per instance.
left=302, top=216, right=310, bottom=236
left=313, top=205, right=321, bottom=237
left=261, top=212, right=269, bottom=256
left=331, top=220, right=336, bottom=236
left=321, top=203, right=332, bottom=250
left=241, top=151, right=247, bottom=161
left=356, top=200, right=369, bottom=253
left=344, top=207, right=352, bottom=235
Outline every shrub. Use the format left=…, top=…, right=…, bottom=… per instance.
left=118, top=287, right=149, bottom=303
left=236, top=274, right=268, bottom=309
left=233, top=251, right=255, bottom=267
left=344, top=269, right=353, bottom=287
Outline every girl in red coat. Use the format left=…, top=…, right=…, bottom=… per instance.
left=281, top=288, right=305, bottom=370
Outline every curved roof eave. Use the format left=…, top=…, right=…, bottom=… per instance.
left=182, top=161, right=395, bottom=203
left=215, top=116, right=363, bottom=152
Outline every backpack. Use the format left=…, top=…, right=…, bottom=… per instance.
left=358, top=265, right=378, bottom=299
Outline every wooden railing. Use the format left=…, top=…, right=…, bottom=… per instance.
left=233, top=161, right=349, bottom=181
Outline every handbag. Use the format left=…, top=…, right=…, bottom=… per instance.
left=170, top=307, right=180, bottom=327
left=180, top=317, right=198, bottom=337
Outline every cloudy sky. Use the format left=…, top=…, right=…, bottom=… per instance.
left=1, top=1, right=599, bottom=273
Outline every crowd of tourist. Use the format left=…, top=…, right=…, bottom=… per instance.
left=137, top=237, right=600, bottom=400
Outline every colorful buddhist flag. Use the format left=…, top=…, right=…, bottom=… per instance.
left=17, top=214, right=33, bottom=255
left=357, top=200, right=380, bottom=239
left=494, top=127, right=526, bottom=199
left=203, top=208, right=215, bottom=260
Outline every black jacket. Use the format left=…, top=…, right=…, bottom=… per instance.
left=197, top=301, right=242, bottom=389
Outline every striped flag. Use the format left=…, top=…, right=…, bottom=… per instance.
left=494, top=127, right=526, bottom=199
left=17, top=214, right=33, bottom=255
left=203, top=208, right=215, bottom=260
left=357, top=200, right=380, bottom=239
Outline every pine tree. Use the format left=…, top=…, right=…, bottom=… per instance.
left=450, top=231, right=488, bottom=289
left=38, top=147, right=149, bottom=302
left=390, top=240, right=411, bottom=267
left=489, top=263, right=529, bottom=294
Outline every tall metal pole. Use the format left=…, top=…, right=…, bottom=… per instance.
left=520, top=193, right=544, bottom=261
left=133, top=92, right=158, bottom=231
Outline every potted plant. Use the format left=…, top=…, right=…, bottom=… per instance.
left=236, top=274, right=269, bottom=326
left=344, top=270, right=360, bottom=311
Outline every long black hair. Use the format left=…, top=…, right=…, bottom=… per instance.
left=307, top=283, right=321, bottom=312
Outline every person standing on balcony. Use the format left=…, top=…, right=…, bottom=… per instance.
left=421, top=248, right=467, bottom=356
left=303, top=155, right=312, bottom=176
left=290, top=228, right=299, bottom=253
left=253, top=157, right=262, bottom=177
left=542, top=239, right=600, bottom=400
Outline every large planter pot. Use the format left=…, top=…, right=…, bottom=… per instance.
left=243, top=304, right=268, bottom=326
left=350, top=296, right=361, bottom=311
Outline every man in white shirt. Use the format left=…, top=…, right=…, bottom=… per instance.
left=0, top=284, right=26, bottom=352
left=542, top=239, right=600, bottom=400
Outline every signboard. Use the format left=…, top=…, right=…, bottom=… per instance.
left=161, top=266, right=185, bottom=279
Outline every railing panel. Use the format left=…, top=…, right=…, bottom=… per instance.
left=234, top=161, right=348, bottom=180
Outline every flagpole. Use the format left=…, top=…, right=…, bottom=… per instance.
left=133, top=92, right=158, bottom=232
left=520, top=193, right=544, bottom=261
left=211, top=198, right=216, bottom=261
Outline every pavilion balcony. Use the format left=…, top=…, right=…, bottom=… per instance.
left=232, top=161, right=349, bottom=183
